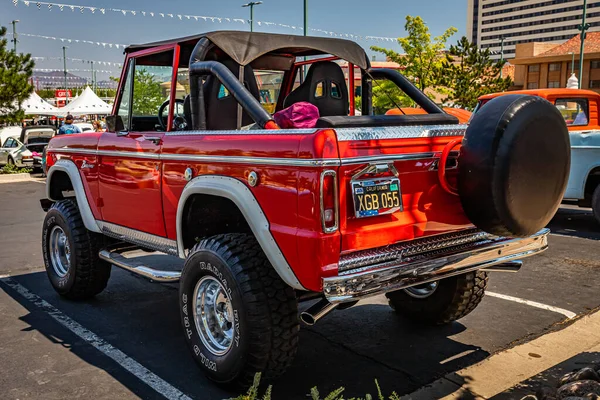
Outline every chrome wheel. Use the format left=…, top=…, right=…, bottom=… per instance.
left=404, top=281, right=439, bottom=299
left=193, top=276, right=234, bottom=356
left=49, top=226, right=71, bottom=277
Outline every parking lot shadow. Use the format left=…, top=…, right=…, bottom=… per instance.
left=490, top=351, right=600, bottom=399
left=549, top=207, right=600, bottom=240
left=2, top=270, right=492, bottom=400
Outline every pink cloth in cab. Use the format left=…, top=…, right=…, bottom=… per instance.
left=273, top=102, right=320, bottom=129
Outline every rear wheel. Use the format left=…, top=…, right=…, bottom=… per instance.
left=7, top=157, right=15, bottom=166
left=179, top=233, right=299, bottom=390
left=386, top=271, right=488, bottom=325
left=42, top=199, right=111, bottom=299
left=591, top=185, right=600, bottom=225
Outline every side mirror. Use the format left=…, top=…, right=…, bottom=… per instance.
left=106, top=115, right=125, bottom=133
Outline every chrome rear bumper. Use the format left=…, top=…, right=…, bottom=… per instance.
left=323, top=229, right=549, bottom=304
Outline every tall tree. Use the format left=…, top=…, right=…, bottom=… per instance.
left=440, top=36, right=512, bottom=110
left=0, top=26, right=35, bottom=124
left=372, top=16, right=457, bottom=91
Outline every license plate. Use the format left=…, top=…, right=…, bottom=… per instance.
left=352, top=178, right=403, bottom=218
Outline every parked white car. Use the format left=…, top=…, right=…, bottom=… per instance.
left=0, top=135, right=34, bottom=168
left=74, top=123, right=95, bottom=132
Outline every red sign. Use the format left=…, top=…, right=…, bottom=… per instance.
left=55, top=90, right=72, bottom=98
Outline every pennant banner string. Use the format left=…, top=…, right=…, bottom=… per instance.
left=11, top=0, right=399, bottom=42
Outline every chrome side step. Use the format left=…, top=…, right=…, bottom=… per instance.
left=99, top=245, right=181, bottom=283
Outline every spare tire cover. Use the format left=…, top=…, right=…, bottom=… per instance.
left=458, top=94, right=570, bottom=237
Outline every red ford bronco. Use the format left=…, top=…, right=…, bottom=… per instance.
left=41, top=31, right=570, bottom=389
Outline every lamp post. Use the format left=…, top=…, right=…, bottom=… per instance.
left=63, top=46, right=69, bottom=105
left=242, top=1, right=262, bottom=32
left=570, top=51, right=575, bottom=75
left=304, top=0, right=308, bottom=37
left=11, top=20, right=19, bottom=52
left=578, top=0, right=590, bottom=89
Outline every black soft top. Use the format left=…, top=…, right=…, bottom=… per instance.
left=126, top=31, right=370, bottom=69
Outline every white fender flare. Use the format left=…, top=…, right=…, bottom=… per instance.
left=176, top=175, right=305, bottom=290
left=46, top=159, right=101, bottom=233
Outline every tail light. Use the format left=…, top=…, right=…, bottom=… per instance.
left=22, top=155, right=32, bottom=160
left=45, top=151, right=56, bottom=172
left=320, top=170, right=339, bottom=233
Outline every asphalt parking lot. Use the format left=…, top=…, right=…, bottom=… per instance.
left=1, top=179, right=599, bottom=399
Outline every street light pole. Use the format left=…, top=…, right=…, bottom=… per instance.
left=304, top=0, right=308, bottom=37
left=63, top=46, right=69, bottom=105
left=242, top=1, right=263, bottom=33
left=570, top=51, right=575, bottom=75
left=11, top=20, right=19, bottom=52
left=578, top=0, right=590, bottom=89
left=90, top=61, right=94, bottom=91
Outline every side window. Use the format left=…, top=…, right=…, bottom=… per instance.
left=3, top=138, right=17, bottom=148
left=116, top=50, right=174, bottom=132
left=555, top=98, right=589, bottom=126
left=117, top=60, right=134, bottom=131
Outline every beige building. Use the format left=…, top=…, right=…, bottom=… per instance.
left=509, top=32, right=600, bottom=91
left=467, top=0, right=600, bottom=60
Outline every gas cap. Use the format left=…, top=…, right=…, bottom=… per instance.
left=184, top=168, right=193, bottom=182
left=248, top=171, right=259, bottom=187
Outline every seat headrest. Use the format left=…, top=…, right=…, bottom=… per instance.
left=283, top=61, right=349, bottom=117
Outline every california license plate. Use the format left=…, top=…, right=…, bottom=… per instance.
left=352, top=178, right=403, bottom=218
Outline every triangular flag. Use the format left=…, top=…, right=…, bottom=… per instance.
left=100, top=8, right=105, bottom=14
left=150, top=12, right=154, bottom=17
left=121, top=10, right=126, bottom=15
left=131, top=10, right=136, bottom=16
left=142, top=11, right=145, bottom=16
left=12, top=0, right=17, bottom=7
left=24, top=1, right=29, bottom=6
left=177, top=14, right=182, bottom=20
left=69, top=5, right=74, bottom=11
left=79, top=6, right=83, bottom=13
left=59, top=4, right=63, bottom=11
left=47, top=4, right=51, bottom=10
left=90, top=7, right=95, bottom=13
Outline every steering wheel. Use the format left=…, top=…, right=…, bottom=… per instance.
left=158, top=99, right=187, bottom=131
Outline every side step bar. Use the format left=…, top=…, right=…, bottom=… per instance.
left=99, top=245, right=181, bottom=283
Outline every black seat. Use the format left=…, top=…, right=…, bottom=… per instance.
left=203, top=59, right=260, bottom=130
left=283, top=61, right=349, bottom=117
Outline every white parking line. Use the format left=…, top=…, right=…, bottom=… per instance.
left=0, top=277, right=192, bottom=400
left=486, top=291, right=577, bottom=319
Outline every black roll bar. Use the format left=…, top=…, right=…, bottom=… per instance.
left=366, top=68, right=444, bottom=115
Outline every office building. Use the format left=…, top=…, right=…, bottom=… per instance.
left=467, top=0, right=600, bottom=59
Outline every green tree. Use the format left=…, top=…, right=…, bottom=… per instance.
left=372, top=16, right=457, bottom=91
left=0, top=26, right=35, bottom=124
left=132, top=69, right=164, bottom=115
left=440, top=36, right=512, bottom=110
left=370, top=80, right=414, bottom=114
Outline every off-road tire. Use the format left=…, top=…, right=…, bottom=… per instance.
left=42, top=199, right=111, bottom=299
left=592, top=185, right=600, bottom=226
left=179, top=233, right=299, bottom=390
left=386, top=271, right=488, bottom=325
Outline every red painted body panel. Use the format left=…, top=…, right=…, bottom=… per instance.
left=47, top=133, right=102, bottom=220
left=335, top=136, right=471, bottom=253
left=97, top=132, right=166, bottom=236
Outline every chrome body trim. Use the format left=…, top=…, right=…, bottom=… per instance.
left=160, top=153, right=341, bottom=167
left=338, top=228, right=491, bottom=273
left=165, top=129, right=318, bottom=136
left=320, top=170, right=339, bottom=234
left=335, top=125, right=468, bottom=142
left=46, top=159, right=101, bottom=233
left=323, top=229, right=549, bottom=304
left=99, top=248, right=181, bottom=282
left=176, top=175, right=305, bottom=290
left=50, top=147, right=341, bottom=167
left=97, top=221, right=178, bottom=256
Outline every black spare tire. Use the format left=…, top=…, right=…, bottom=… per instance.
left=459, top=95, right=570, bottom=237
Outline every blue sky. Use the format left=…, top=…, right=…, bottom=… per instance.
left=2, top=0, right=466, bottom=81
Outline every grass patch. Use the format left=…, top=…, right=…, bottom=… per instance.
left=231, top=373, right=401, bottom=400
left=0, top=163, right=32, bottom=175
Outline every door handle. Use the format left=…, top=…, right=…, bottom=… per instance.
left=143, top=136, right=162, bottom=145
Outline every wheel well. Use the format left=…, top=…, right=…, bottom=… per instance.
left=181, top=194, right=252, bottom=251
left=48, top=170, right=74, bottom=200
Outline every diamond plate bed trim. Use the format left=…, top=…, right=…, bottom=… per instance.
left=335, top=125, right=468, bottom=142
left=338, top=228, right=493, bottom=274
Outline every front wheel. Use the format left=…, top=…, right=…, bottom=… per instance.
left=42, top=199, right=111, bottom=299
left=386, top=271, right=488, bottom=325
left=179, top=233, right=299, bottom=390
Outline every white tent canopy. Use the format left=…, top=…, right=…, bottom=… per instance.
left=0, top=91, right=60, bottom=116
left=21, top=91, right=61, bottom=116
left=58, top=86, right=112, bottom=116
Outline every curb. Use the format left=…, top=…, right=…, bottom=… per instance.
left=0, top=173, right=33, bottom=184
left=403, top=310, right=600, bottom=399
